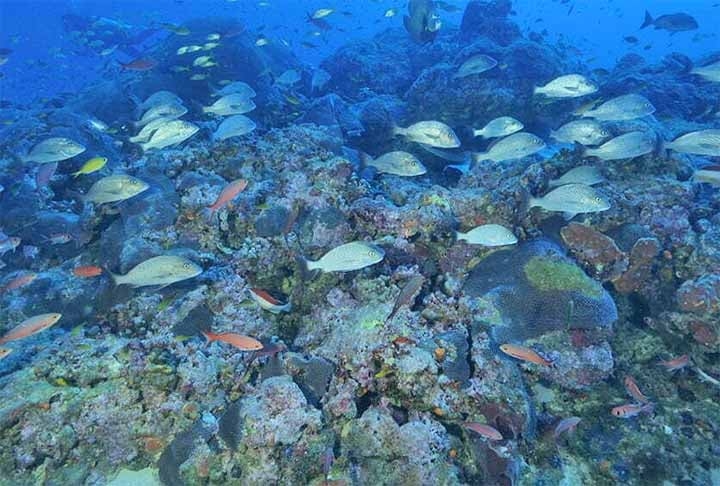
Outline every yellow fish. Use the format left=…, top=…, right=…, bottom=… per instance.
left=72, top=156, right=107, bottom=178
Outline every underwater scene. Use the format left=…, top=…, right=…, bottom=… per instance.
left=1, top=0, right=720, bottom=484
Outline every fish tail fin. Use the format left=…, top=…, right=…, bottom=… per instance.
left=533, top=86, right=545, bottom=96
left=72, top=170, right=82, bottom=178
left=109, top=272, right=125, bottom=286
left=641, top=10, right=653, bottom=29
left=518, top=187, right=535, bottom=220
left=473, top=128, right=484, bottom=139
left=296, top=255, right=319, bottom=281
left=455, top=231, right=465, bottom=242
left=201, top=331, right=215, bottom=343
left=392, top=125, right=405, bottom=137
left=584, top=147, right=597, bottom=158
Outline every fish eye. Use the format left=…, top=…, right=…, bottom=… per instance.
left=601, top=130, right=609, bottom=136
left=183, top=263, right=191, bottom=269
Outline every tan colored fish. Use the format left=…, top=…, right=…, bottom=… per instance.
left=140, top=120, right=199, bottom=151
left=665, top=129, right=720, bottom=156
left=691, top=60, right=720, bottom=82
left=534, top=74, right=598, bottom=98
left=203, top=94, right=256, bottom=116
left=581, top=94, right=655, bottom=121
left=585, top=131, right=655, bottom=160
left=454, top=54, right=498, bottom=78
left=129, top=116, right=176, bottom=143
left=548, top=166, right=605, bottom=188
left=136, top=102, right=187, bottom=127
left=0, top=313, right=62, bottom=344
left=473, top=132, right=545, bottom=163
left=84, top=175, right=149, bottom=204
left=365, top=151, right=427, bottom=176
left=393, top=121, right=460, bottom=148
left=692, top=166, right=720, bottom=186
left=528, top=183, right=610, bottom=219
left=456, top=224, right=517, bottom=246
left=137, top=91, right=182, bottom=112
left=473, top=117, right=523, bottom=139
left=550, top=119, right=610, bottom=146
left=111, top=255, right=202, bottom=288
left=213, top=115, right=256, bottom=141
left=303, top=241, right=384, bottom=273
left=22, top=137, right=86, bottom=164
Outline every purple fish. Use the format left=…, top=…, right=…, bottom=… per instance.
left=36, top=162, right=58, bottom=189
left=553, top=416, right=581, bottom=439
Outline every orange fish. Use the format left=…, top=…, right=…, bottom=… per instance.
left=659, top=354, right=690, bottom=371
left=73, top=265, right=103, bottom=278
left=120, top=57, right=157, bottom=71
left=462, top=422, right=503, bottom=441
left=249, top=288, right=291, bottom=313
left=499, top=343, right=552, bottom=366
left=0, top=347, right=12, bottom=360
left=624, top=375, right=650, bottom=403
left=202, top=331, right=263, bottom=351
left=0, top=272, right=37, bottom=293
left=0, top=313, right=62, bottom=344
left=611, top=403, right=654, bottom=418
left=207, top=179, right=248, bottom=215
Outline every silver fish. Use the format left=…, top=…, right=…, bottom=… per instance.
left=203, top=94, right=256, bottom=116
left=692, top=168, right=720, bottom=186
left=454, top=54, right=498, bottom=78
left=129, top=116, right=176, bottom=143
left=473, top=116, right=524, bottom=139
left=550, top=119, right=610, bottom=146
left=137, top=90, right=183, bottom=112
left=582, top=94, right=655, bottom=121
left=534, top=74, right=598, bottom=98
left=691, top=61, right=720, bottom=83
left=473, top=132, right=545, bottom=163
left=585, top=131, right=655, bottom=161
left=213, top=81, right=256, bottom=98
left=366, top=151, right=427, bottom=176
left=529, top=183, right=610, bottom=219
left=213, top=115, right=257, bottom=141
left=136, top=101, right=187, bottom=127
left=394, top=121, right=460, bottom=148
left=84, top=175, right=149, bottom=204
left=548, top=166, right=605, bottom=188
left=456, top=224, right=517, bottom=246
left=22, top=137, right=86, bottom=164
left=140, top=120, right=199, bottom=151
left=111, top=255, right=202, bottom=288
left=304, top=241, right=384, bottom=273
left=665, top=129, right=720, bottom=156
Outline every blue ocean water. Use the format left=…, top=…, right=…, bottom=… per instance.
left=0, top=0, right=719, bottom=485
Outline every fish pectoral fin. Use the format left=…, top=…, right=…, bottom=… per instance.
left=565, top=86, right=579, bottom=92
left=563, top=212, right=578, bottom=221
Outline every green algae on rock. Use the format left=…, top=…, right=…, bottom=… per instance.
left=523, top=255, right=603, bottom=299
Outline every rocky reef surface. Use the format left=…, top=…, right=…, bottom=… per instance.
left=1, top=1, right=719, bottom=485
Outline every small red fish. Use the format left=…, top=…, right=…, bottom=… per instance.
left=207, top=179, right=248, bottom=215
left=249, top=288, right=291, bottom=313
left=36, top=162, right=58, bottom=189
left=624, top=375, right=650, bottom=403
left=120, top=57, right=157, bottom=71
left=500, top=343, right=552, bottom=367
left=659, top=354, right=690, bottom=371
left=462, top=422, right=503, bottom=440
left=553, top=416, right=581, bottom=439
left=0, top=272, right=37, bottom=293
left=202, top=331, right=263, bottom=351
left=72, top=265, right=103, bottom=278
left=611, top=403, right=654, bottom=419
left=0, top=313, right=62, bottom=344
